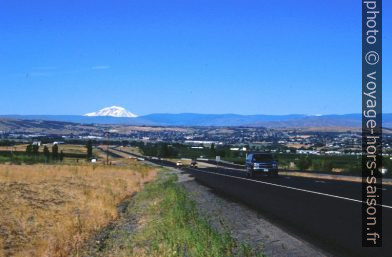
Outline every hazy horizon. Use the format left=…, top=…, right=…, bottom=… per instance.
left=0, top=105, right=382, bottom=117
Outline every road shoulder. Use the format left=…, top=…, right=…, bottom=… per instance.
left=176, top=169, right=331, bottom=257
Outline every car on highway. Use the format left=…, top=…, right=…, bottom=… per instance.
left=190, top=160, right=198, bottom=168
left=245, top=152, right=278, bottom=177
left=176, top=161, right=183, bottom=167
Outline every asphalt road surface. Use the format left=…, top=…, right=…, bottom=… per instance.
left=182, top=166, right=392, bottom=257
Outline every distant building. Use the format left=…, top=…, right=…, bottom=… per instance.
left=32, top=141, right=41, bottom=146
left=185, top=140, right=216, bottom=145
left=325, top=151, right=342, bottom=155
left=296, top=149, right=320, bottom=155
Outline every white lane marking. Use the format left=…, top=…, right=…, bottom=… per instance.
left=188, top=168, right=392, bottom=209
left=315, top=180, right=326, bottom=184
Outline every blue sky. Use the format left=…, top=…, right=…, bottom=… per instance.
left=0, top=0, right=390, bottom=115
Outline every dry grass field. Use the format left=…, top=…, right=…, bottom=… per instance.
left=56, top=144, right=87, bottom=154
left=0, top=163, right=157, bottom=257
left=0, top=145, right=29, bottom=152
left=117, top=146, right=142, bottom=155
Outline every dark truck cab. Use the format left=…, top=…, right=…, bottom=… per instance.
left=245, top=152, right=278, bottom=177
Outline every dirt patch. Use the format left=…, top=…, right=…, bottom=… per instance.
left=80, top=192, right=143, bottom=257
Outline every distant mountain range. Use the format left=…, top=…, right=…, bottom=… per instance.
left=1, top=113, right=392, bottom=128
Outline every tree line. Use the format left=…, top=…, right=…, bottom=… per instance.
left=25, top=144, right=64, bottom=162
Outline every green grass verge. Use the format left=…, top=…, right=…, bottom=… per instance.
left=88, top=171, right=264, bottom=257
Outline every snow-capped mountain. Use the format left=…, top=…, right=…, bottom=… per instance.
left=84, top=106, right=138, bottom=118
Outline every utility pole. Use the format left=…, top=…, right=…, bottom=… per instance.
left=106, top=145, right=109, bottom=165
left=10, top=146, right=14, bottom=162
left=105, top=132, right=109, bottom=165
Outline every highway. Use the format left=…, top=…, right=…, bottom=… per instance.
left=111, top=147, right=392, bottom=257
left=182, top=166, right=392, bottom=257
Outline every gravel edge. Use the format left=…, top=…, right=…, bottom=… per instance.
left=176, top=169, right=332, bottom=257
